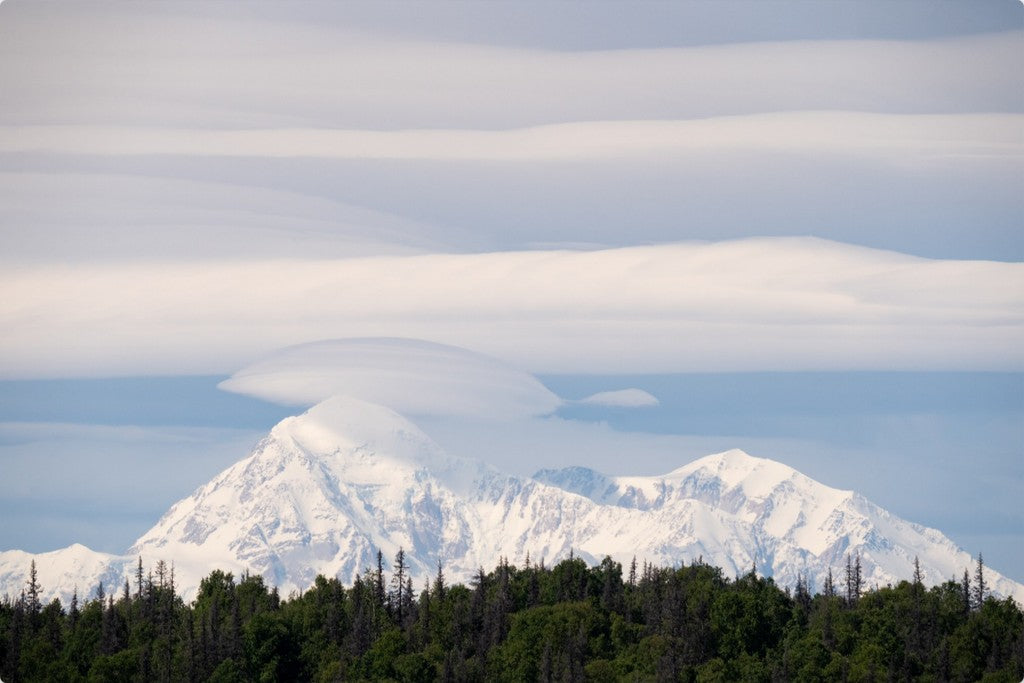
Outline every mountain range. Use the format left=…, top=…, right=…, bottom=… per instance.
left=2, top=395, right=1021, bottom=606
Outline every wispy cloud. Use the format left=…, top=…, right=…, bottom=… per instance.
left=2, top=9, right=1019, bottom=261
left=4, top=113, right=1018, bottom=161
left=0, top=172, right=456, bottom=263
left=2, top=7, right=1019, bottom=128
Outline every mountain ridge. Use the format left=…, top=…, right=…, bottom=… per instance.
left=1, top=396, right=1020, bottom=607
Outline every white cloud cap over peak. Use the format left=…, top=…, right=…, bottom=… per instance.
left=578, top=389, right=660, bottom=408
left=217, top=338, right=563, bottom=420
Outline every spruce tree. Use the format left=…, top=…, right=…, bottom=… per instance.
left=960, top=569, right=971, bottom=616
left=527, top=562, right=540, bottom=608
left=374, top=549, right=386, bottom=609
left=794, top=572, right=811, bottom=611
left=69, top=587, right=80, bottom=630
left=25, top=560, right=41, bottom=617
left=106, top=595, right=117, bottom=652
left=854, top=553, right=863, bottom=602
left=404, top=576, right=414, bottom=623
left=433, top=557, right=446, bottom=600
left=392, top=548, right=407, bottom=621
left=349, top=574, right=372, bottom=656
left=973, top=552, right=986, bottom=609
left=845, top=554, right=853, bottom=604
left=911, top=556, right=923, bottom=653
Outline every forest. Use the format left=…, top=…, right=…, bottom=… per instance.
left=1, top=551, right=1021, bottom=682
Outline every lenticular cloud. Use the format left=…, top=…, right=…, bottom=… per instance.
left=578, top=389, right=660, bottom=408
left=218, top=338, right=562, bottom=420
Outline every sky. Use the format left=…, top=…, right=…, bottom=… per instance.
left=0, top=1, right=1021, bottom=583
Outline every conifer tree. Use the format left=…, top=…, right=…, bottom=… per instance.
left=911, top=556, right=923, bottom=653
left=25, top=560, right=41, bottom=617
left=960, top=568, right=971, bottom=616
left=844, top=554, right=853, bottom=604
left=155, top=559, right=168, bottom=589
left=527, top=561, right=540, bottom=608
left=794, top=572, right=811, bottom=611
left=349, top=574, right=372, bottom=656
left=433, top=557, right=446, bottom=600
left=973, top=552, right=987, bottom=610
left=392, top=547, right=407, bottom=622
left=854, top=552, right=863, bottom=602
left=229, top=594, right=242, bottom=661
left=374, top=549, right=386, bottom=609
left=106, top=595, right=117, bottom=652
left=69, top=587, right=80, bottom=631
left=403, top=576, right=414, bottom=628
left=843, top=553, right=863, bottom=605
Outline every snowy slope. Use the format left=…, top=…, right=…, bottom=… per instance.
left=0, top=544, right=131, bottom=606
left=2, top=397, right=1021, bottom=606
left=127, top=395, right=491, bottom=599
left=534, top=450, right=1024, bottom=603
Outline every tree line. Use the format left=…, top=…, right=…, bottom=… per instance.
left=1, top=550, right=1021, bottom=681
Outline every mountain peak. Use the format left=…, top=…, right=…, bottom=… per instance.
left=673, top=448, right=767, bottom=475
left=669, top=448, right=824, bottom=497
left=270, top=394, right=454, bottom=474
left=276, top=394, right=429, bottom=451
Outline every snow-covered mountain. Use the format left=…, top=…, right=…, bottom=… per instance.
left=2, top=395, right=1021, bottom=606
left=532, top=454, right=1024, bottom=602
left=0, top=544, right=128, bottom=606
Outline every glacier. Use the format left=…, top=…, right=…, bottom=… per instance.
left=2, top=395, right=1021, bottom=607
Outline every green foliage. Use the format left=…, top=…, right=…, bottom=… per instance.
left=491, top=601, right=607, bottom=681
left=1, top=553, right=1021, bottom=682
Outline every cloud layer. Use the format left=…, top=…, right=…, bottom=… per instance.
left=2, top=238, right=1020, bottom=377
left=5, top=113, right=1020, bottom=161
left=2, top=9, right=1019, bottom=128
left=218, top=338, right=562, bottom=419
left=1, top=7, right=1021, bottom=263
